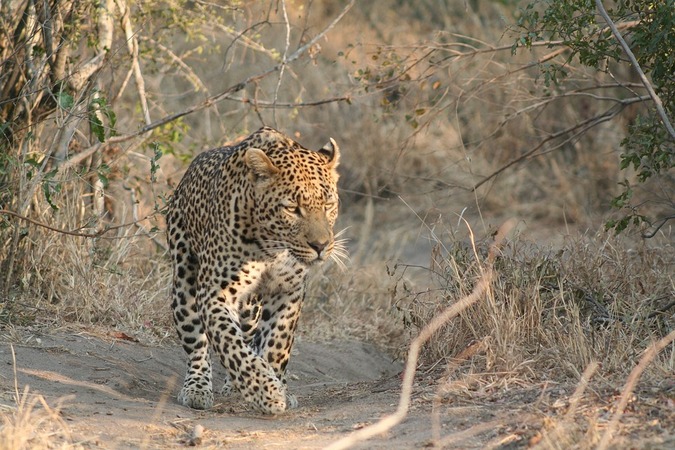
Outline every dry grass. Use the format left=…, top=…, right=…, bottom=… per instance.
left=3, top=0, right=669, bottom=330
left=6, top=221, right=172, bottom=343
left=301, top=199, right=407, bottom=351
left=397, top=220, right=673, bottom=383
left=0, top=388, right=78, bottom=450
left=0, top=347, right=78, bottom=450
left=384, top=217, right=673, bottom=449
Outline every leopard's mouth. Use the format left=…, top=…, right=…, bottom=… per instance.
left=293, top=252, right=323, bottom=265
left=292, top=247, right=331, bottom=265
left=261, top=240, right=332, bottom=265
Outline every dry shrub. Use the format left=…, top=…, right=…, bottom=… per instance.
left=0, top=146, right=171, bottom=335
left=397, top=220, right=674, bottom=384
left=3, top=0, right=660, bottom=333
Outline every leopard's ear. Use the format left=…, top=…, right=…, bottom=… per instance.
left=318, top=138, right=340, bottom=169
left=245, top=148, right=279, bottom=182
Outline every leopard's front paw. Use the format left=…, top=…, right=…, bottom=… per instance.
left=249, top=376, right=288, bottom=415
left=178, top=386, right=214, bottom=410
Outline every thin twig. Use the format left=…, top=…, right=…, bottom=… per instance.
left=595, top=0, right=675, bottom=143
left=596, top=329, right=675, bottom=450
left=95, top=0, right=357, bottom=145
left=68, top=0, right=114, bottom=91
left=272, top=0, right=292, bottom=127
left=324, top=219, right=515, bottom=450
left=141, top=36, right=210, bottom=94
left=641, top=215, right=675, bottom=239
left=227, top=95, right=351, bottom=108
left=283, top=0, right=357, bottom=66
left=115, top=0, right=151, bottom=127
left=473, top=98, right=642, bottom=191
left=646, top=300, right=675, bottom=320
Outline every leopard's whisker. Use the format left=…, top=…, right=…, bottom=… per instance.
left=329, top=252, right=348, bottom=271
left=327, top=238, right=350, bottom=271
left=334, top=227, right=350, bottom=239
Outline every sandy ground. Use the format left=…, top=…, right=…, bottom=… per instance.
left=1, top=328, right=411, bottom=449
left=1, top=327, right=673, bottom=449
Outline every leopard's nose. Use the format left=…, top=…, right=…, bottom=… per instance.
left=308, top=240, right=328, bottom=256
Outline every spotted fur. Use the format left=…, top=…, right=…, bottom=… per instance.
left=167, top=127, right=340, bottom=414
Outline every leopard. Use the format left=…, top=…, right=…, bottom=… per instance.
left=166, top=126, right=342, bottom=415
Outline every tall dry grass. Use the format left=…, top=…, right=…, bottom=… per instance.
left=7, top=228, right=171, bottom=344
left=4, top=0, right=668, bottom=328
left=0, top=0, right=669, bottom=392
left=3, top=177, right=171, bottom=339
left=396, top=219, right=673, bottom=383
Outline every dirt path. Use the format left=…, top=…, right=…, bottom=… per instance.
left=0, top=328, right=413, bottom=448
left=1, top=329, right=672, bottom=449
left=0, top=328, right=536, bottom=449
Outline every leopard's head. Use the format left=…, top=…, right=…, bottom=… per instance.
left=244, top=135, right=343, bottom=266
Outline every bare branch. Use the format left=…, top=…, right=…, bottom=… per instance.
left=115, top=0, right=150, bottom=127
left=69, top=0, right=113, bottom=91
left=140, top=37, right=210, bottom=94
left=472, top=96, right=646, bottom=191
left=284, top=0, right=356, bottom=66
left=595, top=0, right=675, bottom=143
left=0, top=209, right=158, bottom=239
left=226, top=95, right=351, bottom=108
left=272, top=0, right=292, bottom=126
left=103, top=0, right=357, bottom=140
left=642, top=215, right=675, bottom=239
left=216, top=21, right=275, bottom=66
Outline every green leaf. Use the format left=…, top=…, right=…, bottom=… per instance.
left=90, top=113, right=105, bottom=142
left=97, top=163, right=110, bottom=188
left=57, top=91, right=74, bottom=110
left=42, top=169, right=61, bottom=211
left=88, top=95, right=117, bottom=141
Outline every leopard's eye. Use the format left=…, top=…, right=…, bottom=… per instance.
left=324, top=201, right=337, bottom=212
left=283, top=204, right=302, bottom=216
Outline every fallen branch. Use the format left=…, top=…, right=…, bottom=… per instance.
left=324, top=219, right=516, bottom=450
